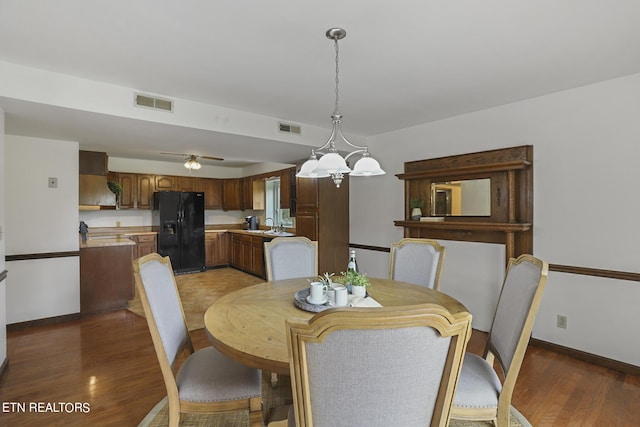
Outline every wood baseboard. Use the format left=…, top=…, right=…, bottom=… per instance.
left=530, top=338, right=640, bottom=376
left=7, top=313, right=81, bottom=332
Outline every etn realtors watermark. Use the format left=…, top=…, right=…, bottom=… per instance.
left=2, top=401, right=91, bottom=413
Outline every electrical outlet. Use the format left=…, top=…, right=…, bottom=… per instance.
left=48, top=177, right=58, bottom=188
left=557, top=314, right=567, bottom=329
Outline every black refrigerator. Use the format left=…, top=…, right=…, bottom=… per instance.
left=153, top=191, right=205, bottom=274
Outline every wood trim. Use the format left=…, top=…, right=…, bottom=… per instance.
left=549, top=264, right=640, bottom=282
left=5, top=251, right=80, bottom=262
left=530, top=338, right=640, bottom=376
left=349, top=243, right=390, bottom=253
left=0, top=269, right=7, bottom=283
left=396, top=159, right=530, bottom=180
left=393, top=220, right=531, bottom=233
left=350, top=244, right=640, bottom=283
left=0, top=357, right=7, bottom=378
left=7, top=313, right=82, bottom=332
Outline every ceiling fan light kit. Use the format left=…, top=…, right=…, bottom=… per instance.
left=296, top=27, right=385, bottom=188
left=184, top=155, right=202, bottom=170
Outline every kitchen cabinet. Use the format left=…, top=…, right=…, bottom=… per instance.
left=280, top=167, right=295, bottom=210
left=136, top=174, right=155, bottom=209
left=205, top=232, right=229, bottom=267
left=176, top=176, right=198, bottom=191
left=115, top=172, right=136, bottom=209
left=199, top=178, right=223, bottom=210
left=131, top=233, right=157, bottom=259
left=155, top=175, right=175, bottom=191
left=229, top=232, right=267, bottom=278
left=223, top=178, right=243, bottom=211
left=242, top=177, right=253, bottom=210
left=80, top=243, right=135, bottom=314
left=295, top=171, right=349, bottom=274
left=252, top=179, right=265, bottom=210
left=79, top=150, right=108, bottom=175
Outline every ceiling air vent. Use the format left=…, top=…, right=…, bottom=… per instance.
left=278, top=122, right=301, bottom=135
left=134, top=93, right=174, bottom=112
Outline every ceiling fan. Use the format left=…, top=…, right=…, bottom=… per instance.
left=160, top=152, right=224, bottom=171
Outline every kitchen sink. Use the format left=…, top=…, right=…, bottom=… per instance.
left=263, top=231, right=295, bottom=237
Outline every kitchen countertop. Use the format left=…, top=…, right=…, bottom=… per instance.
left=80, top=236, right=137, bottom=249
left=228, top=229, right=296, bottom=237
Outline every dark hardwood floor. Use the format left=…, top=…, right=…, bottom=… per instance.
left=1, top=301, right=639, bottom=425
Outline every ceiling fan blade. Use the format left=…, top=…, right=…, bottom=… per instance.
left=200, top=155, right=224, bottom=161
left=160, top=152, right=189, bottom=157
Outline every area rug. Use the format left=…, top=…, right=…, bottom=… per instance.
left=128, top=267, right=264, bottom=330
left=138, top=371, right=531, bottom=427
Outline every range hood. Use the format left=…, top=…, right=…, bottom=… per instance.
left=79, top=150, right=116, bottom=210
left=79, top=174, right=116, bottom=210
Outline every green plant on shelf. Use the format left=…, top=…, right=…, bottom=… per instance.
left=409, top=198, right=424, bottom=209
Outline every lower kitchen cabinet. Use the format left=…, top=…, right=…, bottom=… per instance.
left=80, top=244, right=135, bottom=314
left=205, top=232, right=230, bottom=267
left=229, top=232, right=268, bottom=278
left=131, top=233, right=157, bottom=259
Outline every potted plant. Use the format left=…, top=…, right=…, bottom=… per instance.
left=409, top=198, right=424, bottom=220
left=336, top=270, right=370, bottom=297
left=107, top=180, right=123, bottom=209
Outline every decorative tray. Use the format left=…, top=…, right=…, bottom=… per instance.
left=294, top=288, right=332, bottom=313
left=293, top=288, right=372, bottom=313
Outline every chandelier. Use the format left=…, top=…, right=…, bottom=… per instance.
left=296, top=28, right=385, bottom=188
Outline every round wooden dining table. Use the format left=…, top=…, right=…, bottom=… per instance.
left=204, top=277, right=469, bottom=375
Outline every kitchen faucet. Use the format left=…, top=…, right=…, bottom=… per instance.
left=265, top=217, right=274, bottom=231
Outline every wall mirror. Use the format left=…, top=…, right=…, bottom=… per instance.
left=431, top=178, right=491, bottom=216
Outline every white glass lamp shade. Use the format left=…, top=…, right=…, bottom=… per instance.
left=184, top=159, right=201, bottom=170
left=315, top=152, right=351, bottom=174
left=296, top=158, right=330, bottom=178
left=350, top=156, right=385, bottom=176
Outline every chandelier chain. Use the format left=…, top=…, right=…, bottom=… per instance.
left=333, top=37, right=340, bottom=116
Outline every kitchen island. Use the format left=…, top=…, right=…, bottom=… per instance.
left=79, top=237, right=136, bottom=314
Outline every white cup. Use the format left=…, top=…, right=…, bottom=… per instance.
left=309, top=282, right=327, bottom=303
left=333, top=286, right=348, bottom=307
left=327, top=288, right=336, bottom=306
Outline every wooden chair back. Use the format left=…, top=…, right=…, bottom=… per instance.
left=287, top=304, right=472, bottom=427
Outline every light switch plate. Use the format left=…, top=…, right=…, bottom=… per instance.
left=48, top=177, right=58, bottom=188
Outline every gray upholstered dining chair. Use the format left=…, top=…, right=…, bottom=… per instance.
left=285, top=304, right=473, bottom=427
left=389, top=238, right=446, bottom=290
left=133, top=253, right=263, bottom=427
left=264, top=236, right=318, bottom=281
left=450, top=254, right=549, bottom=427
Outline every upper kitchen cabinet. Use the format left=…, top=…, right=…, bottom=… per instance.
left=155, top=175, right=175, bottom=191
left=176, top=176, right=198, bottom=192
left=199, top=178, right=223, bottom=210
left=79, top=150, right=108, bottom=175
left=79, top=151, right=116, bottom=209
left=280, top=167, right=295, bottom=210
left=223, top=178, right=243, bottom=211
left=137, top=174, right=155, bottom=209
left=112, top=172, right=136, bottom=209
left=295, top=171, right=349, bottom=275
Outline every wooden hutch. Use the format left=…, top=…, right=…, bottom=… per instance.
left=394, top=145, right=533, bottom=265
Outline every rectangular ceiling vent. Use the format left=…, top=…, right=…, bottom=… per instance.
left=278, top=122, right=301, bottom=135
left=134, top=93, right=174, bottom=112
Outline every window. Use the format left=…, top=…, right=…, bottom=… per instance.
left=265, top=178, right=293, bottom=228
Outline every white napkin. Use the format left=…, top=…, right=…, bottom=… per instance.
left=348, top=295, right=383, bottom=307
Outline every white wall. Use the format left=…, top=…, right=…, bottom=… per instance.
left=0, top=108, right=7, bottom=363
left=5, top=135, right=79, bottom=323
left=352, top=73, right=640, bottom=366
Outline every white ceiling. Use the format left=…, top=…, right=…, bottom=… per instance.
left=1, top=1, right=640, bottom=167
